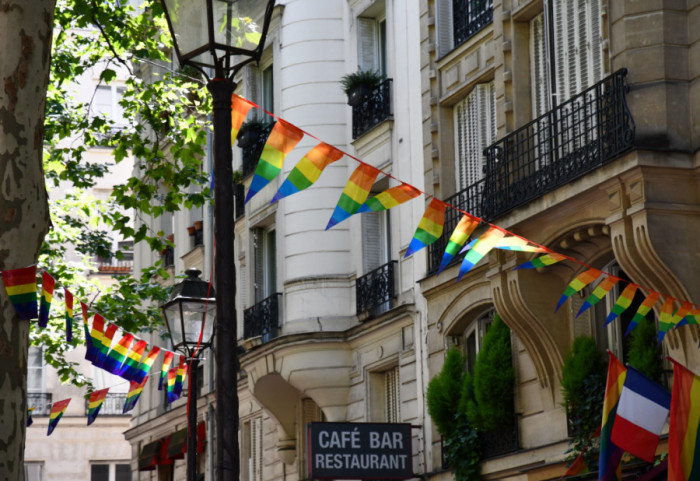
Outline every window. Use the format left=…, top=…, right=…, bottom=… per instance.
left=23, top=463, right=43, bottom=481
left=242, top=417, right=263, bottom=481
left=362, top=209, right=390, bottom=274
left=247, top=63, right=274, bottom=117
left=436, top=0, right=494, bottom=57
left=358, top=16, right=387, bottom=76
left=299, top=398, right=324, bottom=479
left=453, top=82, right=496, bottom=191
left=90, top=463, right=131, bottom=481
left=460, top=309, right=494, bottom=373
left=369, top=365, right=400, bottom=422
left=117, top=241, right=134, bottom=261
left=27, top=347, right=44, bottom=393
left=253, top=228, right=276, bottom=303
left=92, top=85, right=126, bottom=126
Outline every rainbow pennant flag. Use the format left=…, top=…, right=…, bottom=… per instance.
left=358, top=183, right=421, bottom=213
left=437, top=214, right=480, bottom=275
left=38, top=271, right=55, bottom=328
left=457, top=226, right=506, bottom=279
left=272, top=142, right=344, bottom=203
left=245, top=119, right=305, bottom=202
left=85, top=313, right=105, bottom=364
left=599, top=351, right=627, bottom=481
left=606, top=284, right=638, bottom=326
left=173, top=356, right=187, bottom=399
left=492, top=236, right=547, bottom=252
left=326, top=163, right=382, bottom=230
left=515, top=253, right=567, bottom=270
left=668, top=359, right=700, bottom=481
left=87, top=388, right=110, bottom=426
left=577, top=276, right=619, bottom=317
left=27, top=407, right=34, bottom=427
left=624, top=291, right=660, bottom=337
left=166, top=366, right=178, bottom=403
left=658, top=300, right=692, bottom=343
left=555, top=267, right=602, bottom=312
left=94, top=322, right=118, bottom=368
left=133, top=345, right=161, bottom=384
left=230, top=94, right=254, bottom=146
left=47, top=398, right=71, bottom=436
left=158, top=350, right=175, bottom=390
left=64, top=288, right=74, bottom=342
left=675, top=303, right=697, bottom=329
left=1, top=266, right=38, bottom=320
left=119, top=339, right=147, bottom=381
left=102, top=332, right=134, bottom=375
left=123, top=377, right=148, bottom=414
left=405, top=198, right=447, bottom=257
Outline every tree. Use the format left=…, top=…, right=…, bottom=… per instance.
left=1, top=1, right=213, bottom=477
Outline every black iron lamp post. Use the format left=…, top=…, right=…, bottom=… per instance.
left=158, top=1, right=276, bottom=481
left=162, top=268, right=216, bottom=481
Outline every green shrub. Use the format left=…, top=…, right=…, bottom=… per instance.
left=427, top=347, right=466, bottom=439
left=561, top=336, right=604, bottom=407
left=627, top=317, right=662, bottom=383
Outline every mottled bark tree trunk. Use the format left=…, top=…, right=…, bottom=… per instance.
left=0, top=1, right=55, bottom=479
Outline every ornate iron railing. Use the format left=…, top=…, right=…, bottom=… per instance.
left=480, top=417, right=519, bottom=458
left=453, top=0, right=493, bottom=47
left=243, top=293, right=282, bottom=343
left=84, top=392, right=129, bottom=416
left=28, top=392, right=52, bottom=416
left=352, top=79, right=393, bottom=139
left=356, top=261, right=397, bottom=316
left=428, top=70, right=634, bottom=274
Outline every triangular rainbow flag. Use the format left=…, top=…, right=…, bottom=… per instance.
left=166, top=366, right=178, bottom=403
left=86, top=313, right=105, bottom=364
left=123, top=377, right=148, bottom=414
left=358, top=183, right=421, bottom=213
left=437, top=214, right=480, bottom=275
left=493, top=236, right=547, bottom=252
left=230, top=94, right=254, bottom=146
left=624, top=291, right=660, bottom=336
left=577, top=276, right=619, bottom=317
left=404, top=198, right=447, bottom=257
left=119, top=339, right=147, bottom=381
left=133, top=345, right=161, bottom=384
left=326, top=163, right=382, bottom=230
left=94, top=322, right=118, bottom=368
left=457, top=226, right=507, bottom=279
left=555, top=267, right=602, bottom=312
left=515, top=253, right=567, bottom=270
left=102, top=332, right=134, bottom=375
left=245, top=119, right=305, bottom=202
left=158, top=350, right=175, bottom=390
left=599, top=352, right=626, bottom=481
left=657, top=299, right=693, bottom=343
left=27, top=407, right=34, bottom=427
left=272, top=142, right=344, bottom=202
left=64, top=288, right=74, bottom=343
left=673, top=302, right=696, bottom=330
left=1, top=266, right=38, bottom=320
left=172, top=356, right=187, bottom=400
left=47, top=398, right=71, bottom=436
left=668, top=359, right=700, bottom=481
left=606, top=283, right=638, bottom=326
left=87, top=388, right=110, bottom=426
left=38, top=271, right=55, bottom=328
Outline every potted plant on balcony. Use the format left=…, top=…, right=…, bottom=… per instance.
left=340, top=68, right=384, bottom=107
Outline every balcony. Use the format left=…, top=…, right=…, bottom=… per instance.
left=28, top=392, right=52, bottom=416
left=84, top=392, right=129, bottom=416
left=352, top=79, right=393, bottom=139
left=356, top=261, right=397, bottom=318
left=453, top=0, right=493, bottom=47
left=96, top=260, right=133, bottom=274
left=243, top=293, right=282, bottom=343
left=428, top=69, right=634, bottom=273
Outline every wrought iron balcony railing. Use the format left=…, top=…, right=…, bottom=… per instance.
left=84, top=392, right=129, bottom=416
left=428, top=69, right=634, bottom=274
left=28, top=392, right=52, bottom=416
left=356, top=261, right=397, bottom=317
left=453, top=0, right=493, bottom=47
left=243, top=293, right=282, bottom=343
left=480, top=416, right=519, bottom=458
left=352, top=79, right=393, bottom=139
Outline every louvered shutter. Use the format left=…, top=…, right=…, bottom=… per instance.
left=300, top=399, right=324, bottom=478
left=530, top=13, right=549, bottom=118
left=435, top=0, right=454, bottom=58
left=385, top=366, right=400, bottom=423
left=251, top=417, right=263, bottom=481
left=454, top=82, right=494, bottom=191
left=362, top=210, right=388, bottom=273
left=358, top=17, right=378, bottom=71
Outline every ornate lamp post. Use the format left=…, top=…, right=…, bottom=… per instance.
left=162, top=268, right=216, bottom=481
left=158, top=2, right=276, bottom=480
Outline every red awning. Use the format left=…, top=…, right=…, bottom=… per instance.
left=159, top=435, right=173, bottom=465
left=167, top=422, right=206, bottom=460
left=138, top=440, right=160, bottom=471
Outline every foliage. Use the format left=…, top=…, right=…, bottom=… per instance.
left=427, top=347, right=481, bottom=481
left=339, top=68, right=385, bottom=94
left=560, top=336, right=606, bottom=469
left=627, top=318, right=663, bottom=383
left=466, top=315, right=515, bottom=432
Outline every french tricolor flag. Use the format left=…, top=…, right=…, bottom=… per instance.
left=611, top=365, right=671, bottom=462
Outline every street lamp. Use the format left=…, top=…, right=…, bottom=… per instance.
left=158, top=2, right=277, bottom=481
left=162, top=268, right=216, bottom=481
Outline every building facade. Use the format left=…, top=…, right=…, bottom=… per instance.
left=126, top=1, right=699, bottom=481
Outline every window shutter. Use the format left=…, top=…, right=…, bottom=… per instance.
left=300, top=399, right=324, bottom=478
left=358, top=17, right=378, bottom=72
left=454, top=83, right=494, bottom=192
left=385, top=367, right=400, bottom=423
left=252, top=417, right=263, bottom=481
left=530, top=13, right=549, bottom=117
left=362, top=211, right=388, bottom=273
left=588, top=0, right=604, bottom=83
left=435, top=0, right=454, bottom=58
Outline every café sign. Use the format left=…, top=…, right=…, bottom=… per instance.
left=307, top=422, right=413, bottom=479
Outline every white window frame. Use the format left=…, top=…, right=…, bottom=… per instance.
left=23, top=462, right=44, bottom=481
left=358, top=15, right=387, bottom=76
left=253, top=227, right=277, bottom=303
left=242, top=416, right=263, bottom=481
left=89, top=462, right=131, bottom=481
left=27, top=346, right=44, bottom=393
left=91, top=84, right=126, bottom=126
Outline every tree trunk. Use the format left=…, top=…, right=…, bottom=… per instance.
left=0, top=1, right=55, bottom=479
